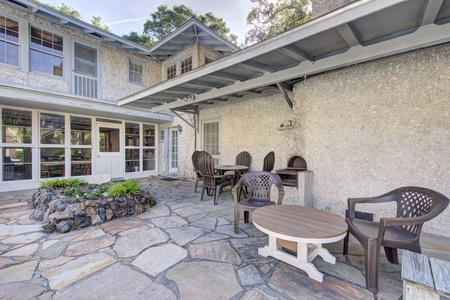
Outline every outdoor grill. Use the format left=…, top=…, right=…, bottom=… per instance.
left=276, top=156, right=307, bottom=187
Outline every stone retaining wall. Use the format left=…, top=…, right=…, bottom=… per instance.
left=29, top=188, right=155, bottom=233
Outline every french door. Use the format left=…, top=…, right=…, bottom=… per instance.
left=168, top=128, right=178, bottom=174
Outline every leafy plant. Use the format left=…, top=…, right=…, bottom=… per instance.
left=107, top=179, right=142, bottom=198
left=40, top=178, right=86, bottom=189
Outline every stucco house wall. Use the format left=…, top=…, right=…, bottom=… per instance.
left=190, top=44, right=450, bottom=237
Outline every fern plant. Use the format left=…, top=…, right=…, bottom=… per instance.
left=107, top=179, right=142, bottom=197
left=40, top=178, right=86, bottom=189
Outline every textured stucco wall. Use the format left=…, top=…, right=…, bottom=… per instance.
left=295, top=45, right=450, bottom=236
left=310, top=0, right=357, bottom=18
left=158, top=112, right=197, bottom=178
left=182, top=45, right=450, bottom=237
left=101, top=45, right=160, bottom=100
left=0, top=2, right=159, bottom=101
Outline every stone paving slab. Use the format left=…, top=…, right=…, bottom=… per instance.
left=0, top=260, right=39, bottom=285
left=132, top=243, right=187, bottom=276
left=0, top=224, right=43, bottom=239
left=42, top=252, right=116, bottom=290
left=188, top=240, right=241, bottom=264
left=113, top=228, right=169, bottom=257
left=0, top=282, right=46, bottom=299
left=166, top=261, right=243, bottom=300
left=53, top=264, right=177, bottom=300
left=65, top=234, right=116, bottom=256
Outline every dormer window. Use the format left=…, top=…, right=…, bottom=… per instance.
left=0, top=15, right=19, bottom=66
left=167, top=64, right=176, bottom=79
left=166, top=56, right=193, bottom=80
left=180, top=56, right=192, bottom=74
left=205, top=56, right=214, bottom=64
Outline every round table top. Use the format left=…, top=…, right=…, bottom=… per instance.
left=252, top=205, right=348, bottom=240
left=215, top=165, right=248, bottom=171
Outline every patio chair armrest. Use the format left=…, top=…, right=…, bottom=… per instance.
left=232, top=177, right=246, bottom=203
left=380, top=215, right=436, bottom=228
left=347, top=193, right=397, bottom=217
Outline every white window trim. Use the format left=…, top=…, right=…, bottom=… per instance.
left=28, top=22, right=67, bottom=79
left=128, top=57, right=146, bottom=86
left=165, top=55, right=193, bottom=80
left=0, top=13, right=21, bottom=69
left=71, top=38, right=103, bottom=98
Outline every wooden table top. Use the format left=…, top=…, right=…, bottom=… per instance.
left=252, top=205, right=348, bottom=239
left=215, top=165, right=248, bottom=171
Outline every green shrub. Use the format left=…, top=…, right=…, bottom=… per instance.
left=107, top=179, right=142, bottom=198
left=40, top=178, right=86, bottom=189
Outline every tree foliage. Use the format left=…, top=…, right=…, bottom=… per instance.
left=40, top=1, right=110, bottom=32
left=91, top=16, right=111, bottom=32
left=42, top=2, right=81, bottom=19
left=124, top=4, right=237, bottom=47
left=122, top=31, right=154, bottom=48
left=246, top=0, right=311, bottom=45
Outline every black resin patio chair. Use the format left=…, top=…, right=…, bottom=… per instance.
left=343, top=186, right=449, bottom=294
left=262, top=151, right=275, bottom=172
left=197, top=151, right=233, bottom=205
left=232, top=171, right=284, bottom=234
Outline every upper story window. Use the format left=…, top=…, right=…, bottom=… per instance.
left=167, top=64, right=176, bottom=79
left=180, top=56, right=192, bottom=74
left=0, top=15, right=19, bottom=66
left=30, top=26, right=63, bottom=77
left=205, top=56, right=214, bottom=64
left=129, top=58, right=144, bottom=85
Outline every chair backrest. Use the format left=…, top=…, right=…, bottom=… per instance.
left=394, top=187, right=449, bottom=235
left=196, top=151, right=216, bottom=188
left=192, top=151, right=200, bottom=170
left=262, top=151, right=275, bottom=172
left=236, top=151, right=252, bottom=167
left=239, top=171, right=284, bottom=204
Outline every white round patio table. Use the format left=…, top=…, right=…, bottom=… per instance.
left=252, top=205, right=348, bottom=282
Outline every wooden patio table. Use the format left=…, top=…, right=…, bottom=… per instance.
left=252, top=205, right=348, bottom=282
left=214, top=164, right=248, bottom=175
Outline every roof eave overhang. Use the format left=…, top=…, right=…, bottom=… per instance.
left=117, top=0, right=450, bottom=113
left=0, top=83, right=173, bottom=123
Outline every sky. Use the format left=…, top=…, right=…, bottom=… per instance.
left=40, top=0, right=258, bottom=45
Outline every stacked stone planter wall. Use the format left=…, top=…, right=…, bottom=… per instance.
left=28, top=188, right=155, bottom=233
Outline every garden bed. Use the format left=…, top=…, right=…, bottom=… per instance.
left=28, top=178, right=155, bottom=233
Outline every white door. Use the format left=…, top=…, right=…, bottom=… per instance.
left=168, top=128, right=178, bottom=174
left=97, top=123, right=123, bottom=178
left=203, top=121, right=221, bottom=164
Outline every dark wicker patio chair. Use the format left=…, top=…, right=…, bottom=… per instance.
left=232, top=171, right=284, bottom=234
left=197, top=151, right=233, bottom=205
left=262, top=151, right=275, bottom=172
left=191, top=151, right=203, bottom=193
left=343, top=186, right=449, bottom=294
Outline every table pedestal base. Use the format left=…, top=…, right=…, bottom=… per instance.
left=258, top=235, right=336, bottom=282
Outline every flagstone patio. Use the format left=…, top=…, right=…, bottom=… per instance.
left=0, top=178, right=449, bottom=299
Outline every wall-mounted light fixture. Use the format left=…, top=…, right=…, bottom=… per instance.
left=177, top=125, right=182, bottom=132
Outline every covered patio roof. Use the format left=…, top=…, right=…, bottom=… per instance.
left=118, top=0, right=450, bottom=113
